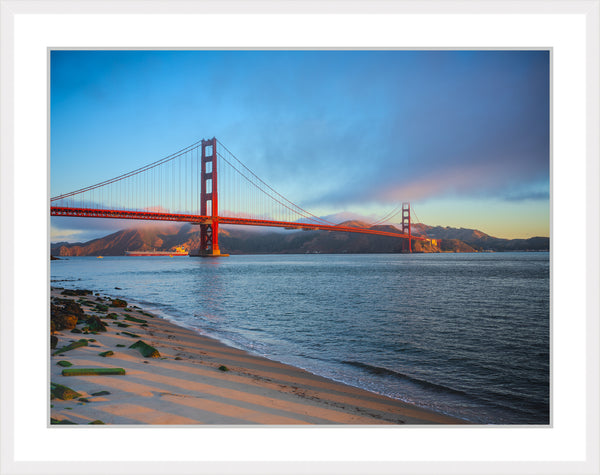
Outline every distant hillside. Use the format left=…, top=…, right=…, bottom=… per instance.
left=417, top=225, right=549, bottom=252
left=51, top=222, right=549, bottom=256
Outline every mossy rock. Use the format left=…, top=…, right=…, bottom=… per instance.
left=56, top=360, right=72, bottom=367
left=91, top=390, right=111, bottom=396
left=94, top=304, right=109, bottom=312
left=99, top=351, right=114, bottom=357
left=51, top=418, right=77, bottom=425
left=52, top=339, right=88, bottom=355
left=106, top=313, right=119, bottom=320
left=50, top=335, right=58, bottom=349
left=129, top=340, right=160, bottom=358
left=85, top=316, right=107, bottom=332
left=124, top=315, right=147, bottom=324
left=121, top=331, right=140, bottom=338
left=70, top=328, right=83, bottom=334
left=116, top=322, right=130, bottom=328
left=124, top=308, right=132, bottom=312
left=115, top=344, right=125, bottom=348
left=88, top=420, right=105, bottom=425
left=78, top=397, right=90, bottom=402
left=62, top=367, right=126, bottom=376
left=50, top=382, right=82, bottom=400
left=110, top=299, right=127, bottom=308
left=218, top=365, right=229, bottom=372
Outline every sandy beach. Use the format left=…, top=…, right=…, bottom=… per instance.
left=50, top=287, right=466, bottom=425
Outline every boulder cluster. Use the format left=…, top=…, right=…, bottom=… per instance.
left=50, top=291, right=113, bottom=340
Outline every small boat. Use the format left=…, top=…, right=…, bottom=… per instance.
left=97, top=256, right=104, bottom=259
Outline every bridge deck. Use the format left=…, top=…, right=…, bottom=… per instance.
left=50, top=207, right=427, bottom=241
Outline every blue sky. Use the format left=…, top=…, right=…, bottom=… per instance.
left=51, top=50, right=549, bottom=242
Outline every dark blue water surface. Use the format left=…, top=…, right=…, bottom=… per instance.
left=51, top=252, right=550, bottom=424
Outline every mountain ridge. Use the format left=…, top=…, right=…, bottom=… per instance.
left=51, top=222, right=549, bottom=256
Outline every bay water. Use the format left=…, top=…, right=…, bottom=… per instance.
left=51, top=252, right=550, bottom=424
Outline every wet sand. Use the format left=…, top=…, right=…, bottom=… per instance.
left=50, top=288, right=466, bottom=425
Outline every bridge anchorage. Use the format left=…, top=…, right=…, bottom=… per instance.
left=50, top=136, right=428, bottom=255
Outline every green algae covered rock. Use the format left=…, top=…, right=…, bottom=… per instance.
left=62, top=367, right=126, bottom=376
left=50, top=382, right=82, bottom=400
left=52, top=339, right=88, bottom=356
left=85, top=316, right=107, bottom=332
left=91, top=390, right=110, bottom=396
left=124, top=315, right=147, bottom=324
left=121, top=331, right=139, bottom=338
left=51, top=418, right=77, bottom=424
left=129, top=340, right=160, bottom=358
left=98, top=351, right=114, bottom=357
left=56, top=360, right=72, bottom=367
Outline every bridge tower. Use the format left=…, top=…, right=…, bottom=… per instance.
left=198, top=137, right=223, bottom=257
left=402, top=202, right=412, bottom=253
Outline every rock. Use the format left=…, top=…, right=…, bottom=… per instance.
left=51, top=418, right=76, bottom=424
left=50, top=382, right=82, bottom=400
left=85, top=316, right=107, bottom=332
left=61, top=289, right=92, bottom=296
left=110, top=299, right=127, bottom=308
left=129, top=340, right=160, bottom=358
left=50, top=311, right=79, bottom=331
left=121, top=331, right=140, bottom=338
left=51, top=300, right=85, bottom=331
left=56, top=360, right=72, bottom=367
left=91, top=391, right=111, bottom=396
left=50, top=335, right=58, bottom=349
left=62, top=367, right=126, bottom=376
left=98, top=351, right=114, bottom=357
left=124, top=315, right=147, bottom=324
left=52, top=339, right=88, bottom=355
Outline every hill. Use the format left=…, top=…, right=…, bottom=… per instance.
left=51, top=222, right=549, bottom=256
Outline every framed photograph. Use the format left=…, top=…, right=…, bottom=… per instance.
left=1, top=1, right=598, bottom=474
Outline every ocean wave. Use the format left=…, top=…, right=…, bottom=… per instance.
left=342, top=360, right=472, bottom=398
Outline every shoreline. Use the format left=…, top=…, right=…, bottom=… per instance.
left=50, top=287, right=467, bottom=425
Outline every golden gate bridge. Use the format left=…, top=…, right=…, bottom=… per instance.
left=50, top=138, right=427, bottom=256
